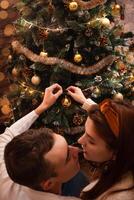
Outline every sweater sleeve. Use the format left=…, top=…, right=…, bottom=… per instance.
left=82, top=98, right=97, bottom=112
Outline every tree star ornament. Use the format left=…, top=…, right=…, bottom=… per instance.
left=69, top=1, right=78, bottom=12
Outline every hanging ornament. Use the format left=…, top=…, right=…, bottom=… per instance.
left=31, top=75, right=41, bottom=85
left=8, top=55, right=12, bottom=63
left=131, top=87, right=134, bottom=93
left=1, top=105, right=11, bottom=115
left=53, top=121, right=60, bottom=126
left=69, top=1, right=78, bottom=12
left=112, top=4, right=121, bottom=16
left=95, top=56, right=100, bottom=61
left=113, top=92, right=123, bottom=101
left=91, top=87, right=101, bottom=98
left=73, top=113, right=84, bottom=126
left=94, top=75, right=102, bottom=83
left=126, top=52, right=134, bottom=65
left=61, top=96, right=72, bottom=108
left=100, top=17, right=110, bottom=27
left=40, top=51, right=48, bottom=57
left=12, top=67, right=20, bottom=77
left=74, top=53, right=82, bottom=63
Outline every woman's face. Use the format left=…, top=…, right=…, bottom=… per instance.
left=78, top=117, right=114, bottom=162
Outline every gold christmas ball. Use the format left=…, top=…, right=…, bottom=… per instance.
left=61, top=96, right=72, bottom=108
left=113, top=92, right=123, bottom=101
left=69, top=1, right=78, bottom=11
left=112, top=4, right=121, bottom=16
left=40, top=51, right=48, bottom=57
left=100, top=17, right=110, bottom=27
left=114, top=4, right=121, bottom=10
left=129, top=74, right=134, bottom=82
left=31, top=75, right=41, bottom=85
left=12, top=68, right=20, bottom=77
left=74, top=53, right=82, bottom=63
left=94, top=87, right=101, bottom=95
left=1, top=105, right=11, bottom=115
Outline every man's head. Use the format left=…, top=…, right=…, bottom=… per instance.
left=4, top=128, right=80, bottom=192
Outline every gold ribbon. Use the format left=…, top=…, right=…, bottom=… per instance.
left=99, top=99, right=119, bottom=137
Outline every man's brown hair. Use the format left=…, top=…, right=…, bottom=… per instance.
left=4, top=128, right=56, bottom=190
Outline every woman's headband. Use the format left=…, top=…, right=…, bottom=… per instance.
left=99, top=99, right=119, bottom=137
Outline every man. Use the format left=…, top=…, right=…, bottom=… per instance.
left=0, top=84, right=82, bottom=200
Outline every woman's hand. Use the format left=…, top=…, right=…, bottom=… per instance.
left=66, top=86, right=87, bottom=105
left=35, top=84, right=63, bottom=115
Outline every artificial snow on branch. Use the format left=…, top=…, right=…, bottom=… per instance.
left=12, top=40, right=116, bottom=75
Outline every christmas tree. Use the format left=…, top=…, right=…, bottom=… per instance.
left=5, top=0, right=134, bottom=142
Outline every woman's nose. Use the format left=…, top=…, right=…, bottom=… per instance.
left=78, top=133, right=86, bottom=145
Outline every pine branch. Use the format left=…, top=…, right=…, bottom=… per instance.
left=65, top=0, right=106, bottom=10
left=12, top=40, right=116, bottom=75
left=64, top=126, right=85, bottom=135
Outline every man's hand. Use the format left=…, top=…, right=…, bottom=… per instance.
left=66, top=86, right=87, bottom=105
left=35, top=84, right=63, bottom=115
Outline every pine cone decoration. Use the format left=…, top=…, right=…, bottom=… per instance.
left=73, top=113, right=84, bottom=126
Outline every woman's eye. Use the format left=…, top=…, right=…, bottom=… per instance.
left=88, top=140, right=95, bottom=145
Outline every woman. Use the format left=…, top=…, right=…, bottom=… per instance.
left=67, top=86, right=134, bottom=200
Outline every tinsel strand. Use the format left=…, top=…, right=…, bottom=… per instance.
left=64, top=0, right=106, bottom=10
left=12, top=40, right=116, bottom=75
